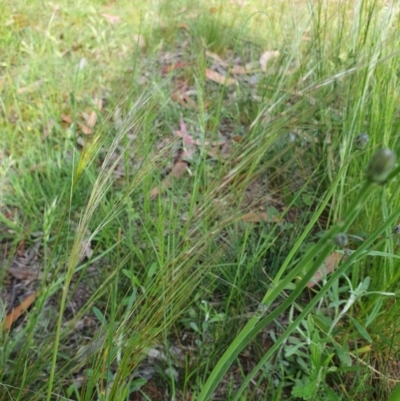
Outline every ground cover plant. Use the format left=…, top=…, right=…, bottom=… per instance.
left=1, top=0, right=400, bottom=400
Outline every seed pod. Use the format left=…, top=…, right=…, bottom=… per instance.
left=344, top=248, right=353, bottom=256
left=334, top=233, right=348, bottom=247
left=392, top=225, right=400, bottom=235
left=354, top=133, right=369, bottom=150
left=365, top=148, right=396, bottom=184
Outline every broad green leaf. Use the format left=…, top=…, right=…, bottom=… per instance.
left=349, top=316, right=372, bottom=343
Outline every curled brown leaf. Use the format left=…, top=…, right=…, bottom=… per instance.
left=307, top=251, right=346, bottom=288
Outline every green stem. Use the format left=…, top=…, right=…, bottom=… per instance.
left=46, top=166, right=88, bottom=401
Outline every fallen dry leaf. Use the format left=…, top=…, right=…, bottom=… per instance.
left=151, top=161, right=188, bottom=198
left=162, top=61, right=190, bottom=74
left=17, top=239, right=25, bottom=257
left=7, top=266, right=42, bottom=282
left=4, top=291, right=40, bottom=332
left=177, top=23, right=190, bottom=31
left=101, top=13, right=120, bottom=25
left=259, top=50, right=280, bottom=72
left=81, top=112, right=90, bottom=121
left=179, top=117, right=197, bottom=161
left=241, top=212, right=279, bottom=223
left=307, top=251, right=346, bottom=288
left=205, top=50, right=228, bottom=67
left=171, top=91, right=198, bottom=110
left=17, top=79, right=45, bottom=95
left=206, top=147, right=220, bottom=160
left=82, top=96, right=103, bottom=133
left=169, top=160, right=188, bottom=179
left=220, top=140, right=232, bottom=158
left=230, top=66, right=256, bottom=75
left=78, top=122, right=93, bottom=135
left=174, top=130, right=224, bottom=147
left=205, top=69, right=236, bottom=86
left=80, top=238, right=93, bottom=260
left=61, top=114, right=73, bottom=124
left=150, top=187, right=160, bottom=198
left=95, top=96, right=103, bottom=111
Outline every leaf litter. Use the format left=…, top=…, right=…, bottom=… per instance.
left=101, top=13, right=121, bottom=25
left=150, top=113, right=237, bottom=198
left=79, top=95, right=103, bottom=135
left=0, top=234, right=98, bottom=333
left=307, top=251, right=347, bottom=288
left=3, top=291, right=40, bottom=332
left=205, top=68, right=236, bottom=86
left=259, top=50, right=280, bottom=72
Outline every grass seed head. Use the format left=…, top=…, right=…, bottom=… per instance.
left=344, top=248, right=352, bottom=256
left=365, top=148, right=396, bottom=184
left=334, top=233, right=349, bottom=247
left=354, top=133, right=369, bottom=150
left=392, top=225, right=400, bottom=235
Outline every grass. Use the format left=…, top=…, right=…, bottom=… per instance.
left=1, top=0, right=400, bottom=399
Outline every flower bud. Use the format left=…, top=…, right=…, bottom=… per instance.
left=334, top=233, right=348, bottom=247
left=354, top=133, right=369, bottom=150
left=365, top=148, right=396, bottom=184
left=392, top=225, right=400, bottom=235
